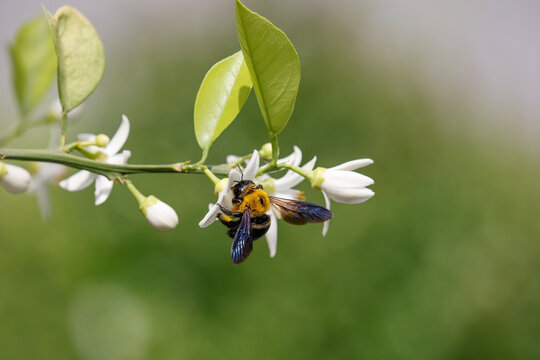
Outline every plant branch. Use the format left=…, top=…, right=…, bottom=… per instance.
left=0, top=148, right=231, bottom=178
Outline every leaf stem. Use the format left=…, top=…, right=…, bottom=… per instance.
left=270, top=134, right=279, bottom=167
left=196, top=148, right=209, bottom=165
left=257, top=134, right=279, bottom=175
left=59, top=112, right=68, bottom=149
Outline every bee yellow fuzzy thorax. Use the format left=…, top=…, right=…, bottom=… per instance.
left=232, top=188, right=270, bottom=216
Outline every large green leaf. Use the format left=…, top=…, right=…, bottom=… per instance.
left=43, top=6, right=105, bottom=113
left=10, top=16, right=57, bottom=117
left=194, top=51, right=252, bottom=151
left=235, top=0, right=300, bottom=136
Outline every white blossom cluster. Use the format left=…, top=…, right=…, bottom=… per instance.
left=199, top=147, right=374, bottom=258
left=1, top=115, right=178, bottom=232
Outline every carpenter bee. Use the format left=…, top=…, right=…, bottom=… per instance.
left=218, top=180, right=333, bottom=264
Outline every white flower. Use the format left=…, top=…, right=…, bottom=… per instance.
left=313, top=159, right=375, bottom=236
left=59, top=115, right=131, bottom=205
left=0, top=162, right=31, bottom=194
left=262, top=147, right=316, bottom=258
left=140, top=196, right=179, bottom=231
left=199, top=150, right=260, bottom=228
left=29, top=162, right=66, bottom=220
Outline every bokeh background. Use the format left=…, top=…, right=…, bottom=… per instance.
left=1, top=1, right=540, bottom=359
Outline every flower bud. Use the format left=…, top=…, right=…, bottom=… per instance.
left=95, top=134, right=110, bottom=147
left=259, top=143, right=273, bottom=160
left=318, top=166, right=374, bottom=204
left=0, top=162, right=31, bottom=194
left=214, top=177, right=229, bottom=196
left=139, top=196, right=178, bottom=231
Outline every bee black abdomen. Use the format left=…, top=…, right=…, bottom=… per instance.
left=251, top=214, right=270, bottom=240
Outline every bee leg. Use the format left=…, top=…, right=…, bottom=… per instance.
left=218, top=204, right=243, bottom=217
left=218, top=213, right=240, bottom=228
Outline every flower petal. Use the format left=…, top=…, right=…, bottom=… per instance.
left=330, top=158, right=373, bottom=171
left=274, top=156, right=316, bottom=192
left=199, top=184, right=230, bottom=228
left=37, top=163, right=65, bottom=182
left=243, top=150, right=259, bottom=180
left=36, top=184, right=52, bottom=221
left=94, top=175, right=114, bottom=205
left=228, top=169, right=242, bottom=184
left=274, top=188, right=303, bottom=200
left=324, top=187, right=375, bottom=204
left=105, top=115, right=130, bottom=156
left=322, top=190, right=331, bottom=236
left=108, top=150, right=131, bottom=165
left=223, top=169, right=242, bottom=208
left=77, top=133, right=96, bottom=142
left=266, top=211, right=278, bottom=257
left=226, top=154, right=241, bottom=164
left=59, top=170, right=95, bottom=191
left=199, top=203, right=221, bottom=228
left=277, top=145, right=302, bottom=167
left=324, top=170, right=374, bottom=189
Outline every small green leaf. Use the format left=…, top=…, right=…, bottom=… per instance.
left=235, top=0, right=300, bottom=136
left=10, top=16, right=57, bottom=116
left=43, top=5, right=105, bottom=113
left=194, top=51, right=253, bottom=151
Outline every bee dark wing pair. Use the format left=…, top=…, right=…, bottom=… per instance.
left=269, top=196, right=333, bottom=225
left=230, top=197, right=333, bottom=264
left=231, top=209, right=253, bottom=264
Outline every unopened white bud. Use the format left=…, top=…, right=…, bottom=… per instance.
left=140, top=196, right=178, bottom=231
left=95, top=134, right=110, bottom=147
left=0, top=163, right=31, bottom=194
left=259, top=143, right=273, bottom=160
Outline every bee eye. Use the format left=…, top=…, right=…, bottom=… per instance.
left=258, top=184, right=264, bottom=190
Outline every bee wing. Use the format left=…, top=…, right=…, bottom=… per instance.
left=230, top=209, right=253, bottom=264
left=269, top=196, right=333, bottom=225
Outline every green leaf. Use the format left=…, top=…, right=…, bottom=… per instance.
left=10, top=16, right=57, bottom=117
left=43, top=5, right=105, bottom=113
left=194, top=51, right=252, bottom=151
left=235, top=0, right=300, bottom=136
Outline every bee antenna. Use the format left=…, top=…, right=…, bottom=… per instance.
left=237, top=164, right=244, bottom=181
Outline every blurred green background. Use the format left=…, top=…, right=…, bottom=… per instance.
left=1, top=1, right=540, bottom=359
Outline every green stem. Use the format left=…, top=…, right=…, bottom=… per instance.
left=257, top=134, right=280, bottom=176
left=281, top=163, right=313, bottom=179
left=269, top=134, right=279, bottom=168
left=125, top=180, right=146, bottom=205
left=203, top=167, right=221, bottom=185
left=0, top=148, right=231, bottom=178
left=59, top=112, right=68, bottom=149
left=196, top=148, right=209, bottom=165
